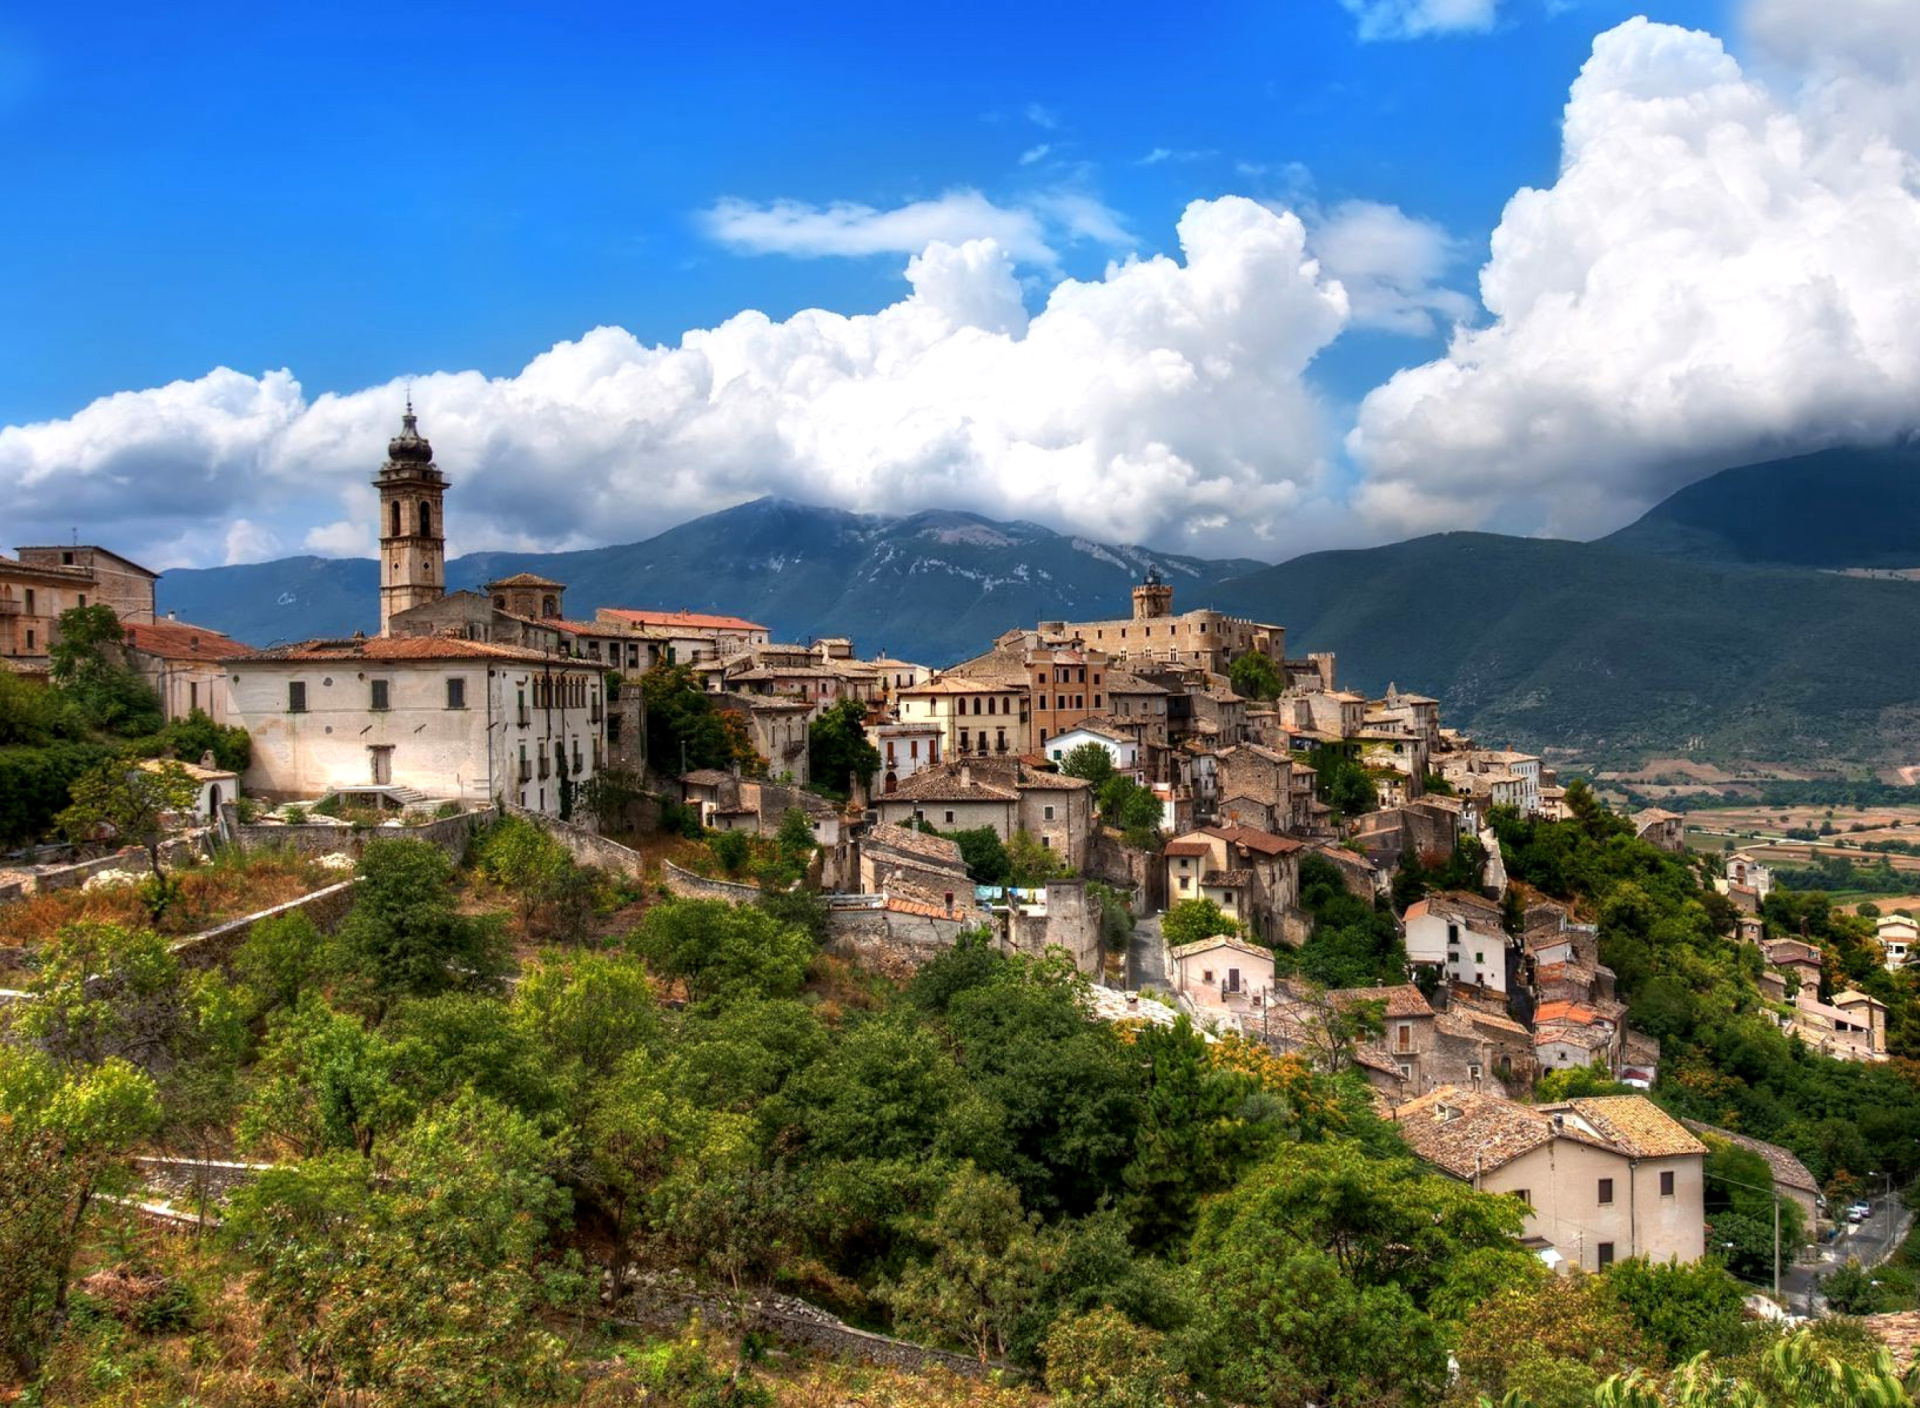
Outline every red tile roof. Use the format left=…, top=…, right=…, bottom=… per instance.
left=600, top=607, right=767, bottom=633
left=1201, top=824, right=1305, bottom=856
left=123, top=619, right=251, bottom=661
left=233, top=636, right=599, bottom=666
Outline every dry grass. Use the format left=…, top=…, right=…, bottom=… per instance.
left=0, top=850, right=340, bottom=949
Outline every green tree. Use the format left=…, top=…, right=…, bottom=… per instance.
left=944, top=825, right=1012, bottom=886
left=808, top=698, right=880, bottom=797
left=1701, top=1139, right=1806, bottom=1283
left=642, top=661, right=762, bottom=775
left=1533, top=1061, right=1636, bottom=1102
left=239, top=999, right=419, bottom=1158
left=1288, top=853, right=1405, bottom=989
left=1046, top=1305, right=1192, bottom=1408
left=1229, top=652, right=1283, bottom=702
left=511, top=949, right=662, bottom=1113
left=1162, top=897, right=1239, bottom=948
left=224, top=1092, right=573, bottom=1406
left=47, top=603, right=162, bottom=734
left=1600, top=1256, right=1750, bottom=1363
left=1097, top=774, right=1164, bottom=845
left=0, top=1047, right=162, bottom=1378
left=712, top=827, right=751, bottom=875
left=630, top=897, right=813, bottom=1006
left=149, top=705, right=251, bottom=773
left=1185, top=1139, right=1535, bottom=1407
left=330, top=838, right=508, bottom=1014
left=475, top=814, right=592, bottom=941
left=1060, top=741, right=1118, bottom=790
left=232, top=908, right=332, bottom=1018
left=1305, top=744, right=1379, bottom=820
left=889, top=1165, right=1047, bottom=1365
left=56, top=752, right=199, bottom=882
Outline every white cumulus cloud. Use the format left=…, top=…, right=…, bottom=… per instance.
left=700, top=187, right=1130, bottom=267
left=1308, top=200, right=1475, bottom=336
left=2, top=198, right=1355, bottom=568
left=1349, top=11, right=1920, bottom=539
left=1339, top=0, right=1499, bottom=42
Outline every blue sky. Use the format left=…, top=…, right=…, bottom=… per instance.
left=0, top=0, right=1725, bottom=424
left=14, top=0, right=1914, bottom=571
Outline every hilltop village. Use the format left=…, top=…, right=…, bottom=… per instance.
left=7, top=409, right=1920, bottom=1404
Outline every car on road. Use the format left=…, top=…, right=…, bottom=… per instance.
left=1848, top=1202, right=1872, bottom=1223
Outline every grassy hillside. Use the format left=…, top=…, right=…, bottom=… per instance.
left=1603, top=443, right=1920, bottom=568
left=1208, top=532, right=1920, bottom=767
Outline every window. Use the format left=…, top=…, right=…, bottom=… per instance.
left=1597, top=1178, right=1615, bottom=1205
left=1044, top=804, right=1055, bottom=821
left=1660, top=1170, right=1676, bottom=1197
left=391, top=501, right=402, bottom=536
left=60, top=552, right=72, bottom=565
left=25, top=629, right=33, bottom=650
left=1447, top=922, right=1459, bottom=944
left=1513, top=1188, right=1532, bottom=1207
left=1179, top=876, right=1191, bottom=891
left=1041, top=835, right=1051, bottom=848
left=1395, top=1022, right=1413, bottom=1054
left=1597, top=1243, right=1616, bottom=1270
left=446, top=677, right=466, bottom=709
left=78, top=594, right=85, bottom=608
left=1038, top=695, right=1048, bottom=710
left=288, top=681, right=307, bottom=713
left=23, top=589, right=33, bottom=613
left=420, top=502, right=433, bottom=537
left=944, top=810, right=955, bottom=825
left=370, top=679, right=391, bottom=711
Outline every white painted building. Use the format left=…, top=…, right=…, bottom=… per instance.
left=227, top=636, right=605, bottom=812
left=869, top=718, right=945, bottom=795
left=1404, top=890, right=1512, bottom=992
left=1045, top=723, right=1140, bottom=779
left=1878, top=914, right=1918, bottom=970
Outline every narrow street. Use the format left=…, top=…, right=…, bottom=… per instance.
left=1778, top=1191, right=1912, bottom=1316
left=1129, top=912, right=1168, bottom=993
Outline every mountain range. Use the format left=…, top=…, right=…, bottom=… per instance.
left=157, top=446, right=1920, bottom=771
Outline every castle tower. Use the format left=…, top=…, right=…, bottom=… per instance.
left=1131, top=566, right=1174, bottom=621
left=375, top=400, right=448, bottom=635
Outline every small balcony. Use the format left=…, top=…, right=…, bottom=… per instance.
left=537, top=757, right=551, bottom=780
left=0, top=600, right=21, bottom=616
left=517, top=707, right=531, bottom=728
left=518, top=760, right=532, bottom=783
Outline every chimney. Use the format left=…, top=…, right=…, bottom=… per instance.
left=166, top=610, right=178, bottom=621
left=960, top=765, right=972, bottom=789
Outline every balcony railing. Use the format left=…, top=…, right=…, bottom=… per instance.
left=537, top=758, right=550, bottom=779
left=0, top=600, right=21, bottom=615
left=518, top=760, right=532, bottom=783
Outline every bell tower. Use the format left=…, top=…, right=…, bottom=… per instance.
left=375, top=398, right=449, bottom=635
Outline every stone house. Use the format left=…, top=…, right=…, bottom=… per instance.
left=123, top=618, right=251, bottom=725
left=142, top=756, right=241, bottom=824
left=1533, top=1001, right=1623, bottom=1074
left=228, top=634, right=606, bottom=812
left=1213, top=744, right=1295, bottom=832
left=1, top=543, right=158, bottom=666
left=712, top=693, right=813, bottom=785
left=872, top=760, right=1094, bottom=869
left=1370, top=684, right=1442, bottom=746
left=1721, top=852, right=1774, bottom=908
left=1632, top=808, right=1687, bottom=853
left=1395, top=1088, right=1707, bottom=1272
left=1107, top=671, right=1171, bottom=747
left=856, top=822, right=974, bottom=902
left=1404, top=890, right=1513, bottom=992
left=1293, top=689, right=1369, bottom=740
left=1163, top=824, right=1306, bottom=948
left=1789, top=988, right=1888, bottom=1061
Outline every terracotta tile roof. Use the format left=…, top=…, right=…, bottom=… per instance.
left=1765, top=939, right=1822, bottom=966
left=600, top=607, right=767, bottom=633
left=1393, top=1087, right=1562, bottom=1178
left=864, top=822, right=967, bottom=870
left=680, top=769, right=733, bottom=787
left=1404, top=890, right=1505, bottom=924
left=881, top=770, right=1019, bottom=804
left=898, top=675, right=1025, bottom=696
left=1561, top=1097, right=1706, bottom=1159
left=233, top=635, right=595, bottom=665
left=1535, top=1021, right=1613, bottom=1052
left=1164, top=840, right=1214, bottom=859
left=1106, top=672, right=1169, bottom=695
left=1201, top=824, right=1304, bottom=856
left=485, top=571, right=567, bottom=588
left=123, top=619, right=251, bottom=660
left=1681, top=1120, right=1818, bottom=1195
left=1017, top=770, right=1094, bottom=791
left=1457, top=1007, right=1530, bottom=1037
left=1330, top=984, right=1433, bottom=1019
left=1859, top=1313, right=1920, bottom=1368
left=1534, top=1000, right=1604, bottom=1026
left=885, top=895, right=976, bottom=920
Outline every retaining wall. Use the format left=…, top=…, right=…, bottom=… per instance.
left=660, top=860, right=764, bottom=904
left=224, top=807, right=487, bottom=865
left=169, top=879, right=359, bottom=971
left=504, top=805, right=647, bottom=877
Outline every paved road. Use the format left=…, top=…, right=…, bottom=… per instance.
left=1129, top=913, right=1168, bottom=992
left=1778, top=1192, right=1912, bottom=1316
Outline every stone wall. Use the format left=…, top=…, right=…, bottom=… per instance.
left=12, top=835, right=210, bottom=898
left=660, top=859, right=765, bottom=904
left=601, top=1296, right=1002, bottom=1380
left=170, top=879, right=360, bottom=971
left=1087, top=829, right=1160, bottom=910
left=224, top=806, right=487, bottom=866
left=824, top=904, right=976, bottom=973
left=504, top=804, right=647, bottom=878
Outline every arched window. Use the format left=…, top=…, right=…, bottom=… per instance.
left=419, top=502, right=433, bottom=537
left=390, top=501, right=402, bottom=537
